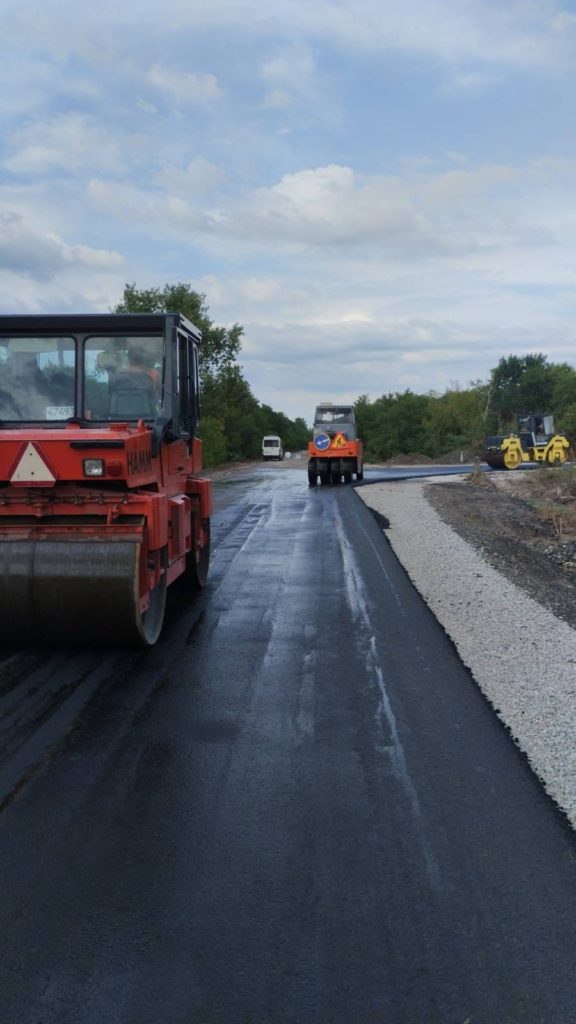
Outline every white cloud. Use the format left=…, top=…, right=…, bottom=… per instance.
left=157, top=0, right=576, bottom=75
left=5, top=114, right=129, bottom=175
left=241, top=278, right=284, bottom=303
left=172, top=162, right=533, bottom=256
left=153, top=158, right=227, bottom=195
left=87, top=178, right=202, bottom=235
left=0, top=209, right=122, bottom=282
left=87, top=157, right=576, bottom=280
left=260, top=45, right=316, bottom=108
left=7, top=1, right=576, bottom=81
left=147, top=64, right=222, bottom=104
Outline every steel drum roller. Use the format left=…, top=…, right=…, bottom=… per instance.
left=483, top=451, right=506, bottom=469
left=0, top=540, right=166, bottom=646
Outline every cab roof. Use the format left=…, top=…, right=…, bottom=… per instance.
left=0, top=312, right=201, bottom=343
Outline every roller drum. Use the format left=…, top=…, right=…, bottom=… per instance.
left=0, top=540, right=166, bottom=646
left=483, top=451, right=506, bottom=469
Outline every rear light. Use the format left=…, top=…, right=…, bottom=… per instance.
left=106, top=460, right=124, bottom=477
left=83, top=458, right=104, bottom=477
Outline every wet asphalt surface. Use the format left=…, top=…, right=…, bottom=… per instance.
left=1, top=463, right=576, bottom=1024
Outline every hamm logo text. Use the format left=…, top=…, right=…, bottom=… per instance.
left=127, top=449, right=152, bottom=476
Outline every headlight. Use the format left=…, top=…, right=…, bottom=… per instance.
left=83, top=458, right=104, bottom=477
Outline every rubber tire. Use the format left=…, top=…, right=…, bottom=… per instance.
left=308, top=470, right=317, bottom=487
left=141, top=564, right=168, bottom=646
left=183, top=518, right=211, bottom=589
left=330, top=463, right=341, bottom=486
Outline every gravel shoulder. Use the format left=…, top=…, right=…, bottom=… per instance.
left=426, top=473, right=576, bottom=629
left=358, top=472, right=576, bottom=828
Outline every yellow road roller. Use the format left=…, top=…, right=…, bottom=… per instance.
left=483, top=413, right=572, bottom=470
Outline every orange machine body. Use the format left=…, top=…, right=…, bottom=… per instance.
left=307, top=432, right=363, bottom=464
left=0, top=422, right=211, bottom=600
left=0, top=312, right=212, bottom=645
left=307, top=428, right=364, bottom=486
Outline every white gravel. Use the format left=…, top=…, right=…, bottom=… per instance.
left=359, top=476, right=576, bottom=828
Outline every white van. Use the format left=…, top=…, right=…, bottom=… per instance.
left=262, top=435, right=284, bottom=461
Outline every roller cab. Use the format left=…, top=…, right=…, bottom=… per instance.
left=0, top=313, right=212, bottom=646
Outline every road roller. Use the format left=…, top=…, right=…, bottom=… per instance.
left=0, top=313, right=211, bottom=646
left=483, top=412, right=571, bottom=470
left=308, top=403, right=363, bottom=486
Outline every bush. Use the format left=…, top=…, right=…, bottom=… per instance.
left=199, top=416, right=227, bottom=467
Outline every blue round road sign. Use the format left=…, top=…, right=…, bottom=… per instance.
left=314, top=433, right=330, bottom=451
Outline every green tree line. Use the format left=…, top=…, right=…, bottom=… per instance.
left=114, top=283, right=309, bottom=466
left=355, top=353, right=576, bottom=462
left=115, top=283, right=576, bottom=465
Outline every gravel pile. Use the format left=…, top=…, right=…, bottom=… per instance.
left=359, top=477, right=576, bottom=828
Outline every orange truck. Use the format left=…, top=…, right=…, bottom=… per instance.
left=307, top=402, right=363, bottom=486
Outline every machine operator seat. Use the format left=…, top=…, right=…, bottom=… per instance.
left=108, top=369, right=158, bottom=419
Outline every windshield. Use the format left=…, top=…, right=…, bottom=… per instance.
left=0, top=337, right=75, bottom=421
left=0, top=333, right=164, bottom=423
left=313, top=405, right=357, bottom=440
left=314, top=406, right=354, bottom=425
left=85, top=335, right=163, bottom=420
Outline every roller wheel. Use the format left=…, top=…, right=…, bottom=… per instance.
left=0, top=538, right=167, bottom=647
left=503, top=447, right=522, bottom=470
left=308, top=469, right=317, bottom=487
left=183, top=518, right=210, bottom=589
left=547, top=448, right=566, bottom=466
left=330, top=462, right=341, bottom=486
left=343, top=470, right=352, bottom=484
left=140, top=565, right=168, bottom=645
left=318, top=462, right=329, bottom=486
left=356, top=463, right=364, bottom=481
left=484, top=452, right=505, bottom=469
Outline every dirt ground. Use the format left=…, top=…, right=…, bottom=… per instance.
left=426, top=465, right=576, bottom=630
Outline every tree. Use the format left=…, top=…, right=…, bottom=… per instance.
left=114, top=282, right=243, bottom=375
left=425, top=384, right=486, bottom=454
left=488, top=353, right=554, bottom=430
left=551, top=365, right=576, bottom=420
left=355, top=391, right=432, bottom=461
left=113, top=281, right=310, bottom=464
left=199, top=416, right=227, bottom=467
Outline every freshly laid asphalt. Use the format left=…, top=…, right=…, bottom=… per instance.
left=1, top=464, right=576, bottom=1024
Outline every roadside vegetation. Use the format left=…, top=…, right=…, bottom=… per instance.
left=511, top=466, right=576, bottom=543
left=114, top=283, right=576, bottom=470
left=355, top=354, right=576, bottom=463
left=466, top=463, right=576, bottom=544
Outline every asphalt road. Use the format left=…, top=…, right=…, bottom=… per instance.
left=1, top=464, right=576, bottom=1024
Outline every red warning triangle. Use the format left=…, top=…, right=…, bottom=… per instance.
left=10, top=443, right=56, bottom=487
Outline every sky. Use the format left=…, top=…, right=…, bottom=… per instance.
left=2, top=0, right=576, bottom=423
